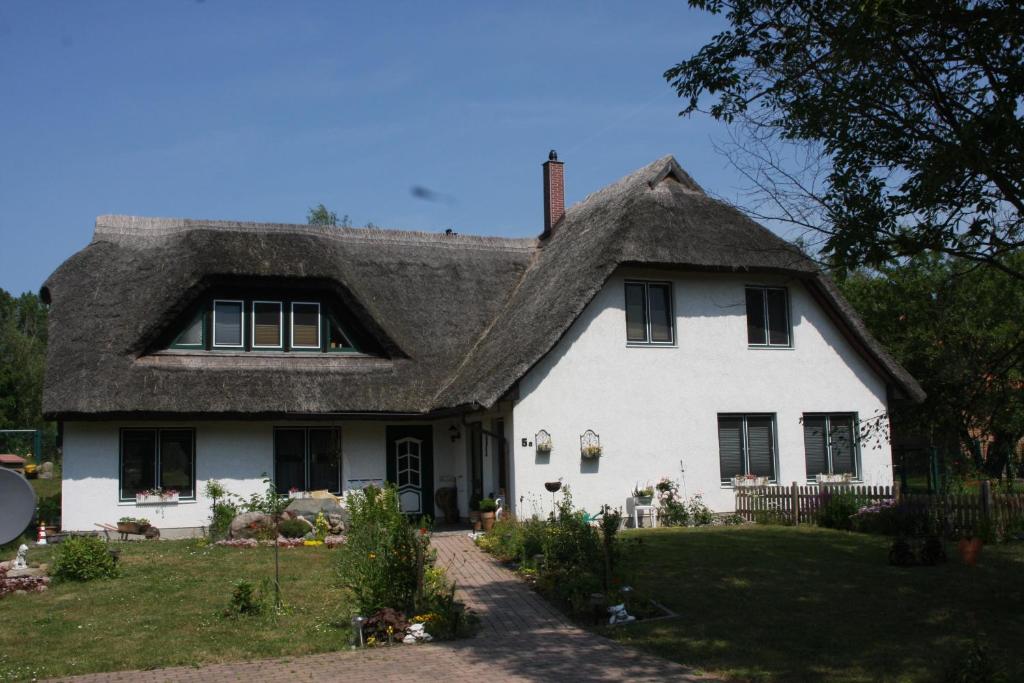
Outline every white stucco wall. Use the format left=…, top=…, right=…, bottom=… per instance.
left=511, top=268, right=892, bottom=517
left=62, top=419, right=468, bottom=533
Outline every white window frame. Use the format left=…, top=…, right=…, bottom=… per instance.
left=625, top=280, right=675, bottom=346
left=212, top=299, right=245, bottom=349
left=290, top=301, right=322, bottom=350
left=251, top=300, right=284, bottom=349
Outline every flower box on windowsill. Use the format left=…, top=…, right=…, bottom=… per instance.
left=288, top=490, right=312, bottom=500
left=732, top=475, right=770, bottom=488
left=136, top=492, right=179, bottom=505
left=816, top=473, right=853, bottom=485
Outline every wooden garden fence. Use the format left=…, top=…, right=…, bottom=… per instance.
left=734, top=482, right=1024, bottom=535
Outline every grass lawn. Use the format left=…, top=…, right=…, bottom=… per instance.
left=605, top=526, right=1024, bottom=683
left=0, top=540, right=349, bottom=681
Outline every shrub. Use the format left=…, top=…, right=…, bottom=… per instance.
left=656, top=478, right=690, bottom=526
left=278, top=518, right=309, bottom=539
left=37, top=494, right=61, bottom=524
left=224, top=579, right=266, bottom=617
left=478, top=498, right=498, bottom=513
left=687, top=494, right=714, bottom=526
left=51, top=535, right=119, bottom=582
left=209, top=502, right=238, bottom=540
left=335, top=485, right=424, bottom=615
left=816, top=491, right=860, bottom=530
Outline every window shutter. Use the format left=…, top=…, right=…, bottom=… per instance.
left=625, top=283, right=648, bottom=342
left=292, top=303, right=320, bottom=348
left=648, top=284, right=673, bottom=343
left=829, top=416, right=857, bottom=476
left=718, top=416, right=744, bottom=483
left=746, top=416, right=775, bottom=479
left=766, top=288, right=790, bottom=345
left=803, top=416, right=828, bottom=478
left=745, top=288, right=767, bottom=345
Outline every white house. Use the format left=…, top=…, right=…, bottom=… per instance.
left=42, top=154, right=923, bottom=535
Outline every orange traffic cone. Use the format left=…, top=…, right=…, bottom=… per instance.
left=37, top=522, right=47, bottom=545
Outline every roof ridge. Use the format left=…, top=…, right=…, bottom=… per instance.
left=93, top=215, right=539, bottom=252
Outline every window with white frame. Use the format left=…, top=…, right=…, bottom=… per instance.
left=252, top=301, right=283, bottom=349
left=745, top=286, right=790, bottom=347
left=291, top=302, right=321, bottom=349
left=718, top=414, right=778, bottom=485
left=624, top=281, right=674, bottom=345
left=212, top=299, right=245, bottom=348
left=803, top=413, right=859, bottom=481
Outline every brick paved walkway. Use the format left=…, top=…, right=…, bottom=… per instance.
left=54, top=533, right=711, bottom=682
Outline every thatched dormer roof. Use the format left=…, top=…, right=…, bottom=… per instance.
left=42, top=156, right=924, bottom=419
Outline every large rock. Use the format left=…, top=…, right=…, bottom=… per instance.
left=228, top=511, right=277, bottom=539
left=285, top=498, right=350, bottom=533
left=5, top=566, right=46, bottom=579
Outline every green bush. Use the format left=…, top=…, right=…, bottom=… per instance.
left=37, top=494, right=61, bottom=524
left=656, top=478, right=690, bottom=526
left=816, top=491, right=860, bottom=530
left=278, top=518, right=309, bottom=539
left=478, top=498, right=498, bottom=513
left=688, top=494, right=714, bottom=526
left=209, top=502, right=238, bottom=540
left=335, top=485, right=424, bottom=615
left=224, top=579, right=266, bottom=617
left=51, top=535, right=119, bottom=582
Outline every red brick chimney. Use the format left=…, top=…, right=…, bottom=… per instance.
left=542, top=150, right=564, bottom=237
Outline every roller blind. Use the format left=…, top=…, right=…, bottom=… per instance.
left=253, top=302, right=282, bottom=347
left=625, top=283, right=648, bottom=342
left=746, top=416, right=775, bottom=479
left=829, top=416, right=856, bottom=475
left=292, top=303, right=320, bottom=348
left=213, top=301, right=243, bottom=347
left=745, top=288, right=767, bottom=345
left=718, top=416, right=744, bottom=482
left=803, top=416, right=829, bottom=477
left=649, top=284, right=673, bottom=343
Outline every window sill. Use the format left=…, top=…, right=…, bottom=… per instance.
left=118, top=499, right=196, bottom=506
left=747, top=345, right=794, bottom=350
left=625, top=342, right=677, bottom=349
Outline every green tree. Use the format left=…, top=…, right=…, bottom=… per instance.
left=306, top=203, right=338, bottom=227
left=840, top=255, right=1024, bottom=478
left=0, top=289, right=53, bottom=458
left=667, top=1, right=1024, bottom=278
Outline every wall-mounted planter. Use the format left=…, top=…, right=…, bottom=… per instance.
left=731, top=475, right=769, bottom=488
left=136, top=492, right=179, bottom=505
left=816, top=473, right=853, bottom=485
left=535, top=429, right=553, bottom=454
left=580, top=430, right=602, bottom=459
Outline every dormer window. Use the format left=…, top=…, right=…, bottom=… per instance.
left=291, top=302, right=321, bottom=350
left=213, top=300, right=245, bottom=348
left=252, top=302, right=283, bottom=349
left=164, top=293, right=365, bottom=355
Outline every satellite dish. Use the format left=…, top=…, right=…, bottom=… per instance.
left=0, top=469, right=37, bottom=545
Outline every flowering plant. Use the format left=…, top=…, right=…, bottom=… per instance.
left=137, top=487, right=179, bottom=499
left=581, top=445, right=603, bottom=459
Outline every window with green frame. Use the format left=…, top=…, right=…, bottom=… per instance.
left=164, top=297, right=363, bottom=354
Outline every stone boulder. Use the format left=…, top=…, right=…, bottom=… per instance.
left=285, top=498, right=350, bottom=534
left=228, top=511, right=277, bottom=539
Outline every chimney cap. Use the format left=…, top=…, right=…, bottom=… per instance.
left=548, top=149, right=558, bottom=162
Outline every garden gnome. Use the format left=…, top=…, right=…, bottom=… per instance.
left=13, top=544, right=28, bottom=570
left=608, top=603, right=635, bottom=625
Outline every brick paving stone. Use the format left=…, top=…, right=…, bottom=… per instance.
left=52, top=532, right=714, bottom=683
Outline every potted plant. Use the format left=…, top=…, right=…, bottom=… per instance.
left=958, top=534, right=984, bottom=566
left=632, top=484, right=654, bottom=506
left=581, top=444, right=603, bottom=459
left=117, top=516, right=151, bottom=535
left=816, top=472, right=853, bottom=484
left=732, top=474, right=769, bottom=488
left=478, top=498, right=498, bottom=531
left=136, top=487, right=179, bottom=504
left=469, top=494, right=482, bottom=531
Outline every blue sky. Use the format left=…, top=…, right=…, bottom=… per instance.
left=0, top=1, right=740, bottom=295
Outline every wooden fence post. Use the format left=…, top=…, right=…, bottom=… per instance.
left=791, top=482, right=800, bottom=525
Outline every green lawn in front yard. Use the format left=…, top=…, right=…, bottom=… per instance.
left=606, top=526, right=1024, bottom=683
left=0, top=540, right=349, bottom=681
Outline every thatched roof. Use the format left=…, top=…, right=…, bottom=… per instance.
left=42, top=156, right=923, bottom=419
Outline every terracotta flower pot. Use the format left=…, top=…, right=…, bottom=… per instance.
left=480, top=511, right=496, bottom=531
left=958, top=537, right=984, bottom=566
